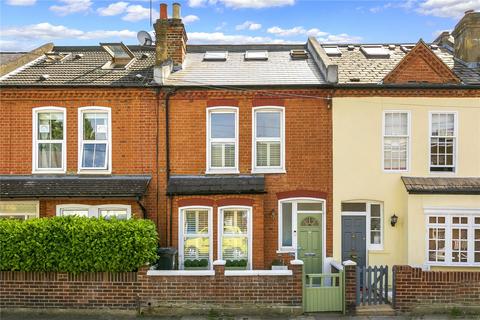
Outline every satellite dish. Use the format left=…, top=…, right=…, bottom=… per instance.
left=137, top=31, right=153, bottom=46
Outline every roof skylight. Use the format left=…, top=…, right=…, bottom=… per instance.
left=323, top=46, right=341, bottom=56
left=290, top=49, right=308, bottom=59
left=44, top=52, right=70, bottom=63
left=400, top=45, right=415, bottom=53
left=203, top=51, right=228, bottom=61
left=360, top=45, right=390, bottom=58
left=100, top=42, right=135, bottom=69
left=244, top=50, right=268, bottom=60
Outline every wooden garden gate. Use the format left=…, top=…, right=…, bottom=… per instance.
left=356, top=265, right=389, bottom=306
left=304, top=272, right=345, bottom=313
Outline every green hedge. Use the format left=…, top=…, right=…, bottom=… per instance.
left=0, top=216, right=158, bottom=272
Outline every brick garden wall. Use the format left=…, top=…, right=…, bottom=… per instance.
left=0, top=263, right=303, bottom=314
left=393, top=265, right=480, bottom=312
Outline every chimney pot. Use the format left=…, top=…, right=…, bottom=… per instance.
left=172, top=3, right=181, bottom=19
left=160, top=3, right=168, bottom=19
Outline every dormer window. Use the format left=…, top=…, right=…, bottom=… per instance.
left=100, top=42, right=135, bottom=69
left=203, top=51, right=228, bottom=61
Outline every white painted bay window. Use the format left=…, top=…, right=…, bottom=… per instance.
left=430, top=112, right=456, bottom=173
left=56, top=204, right=131, bottom=219
left=253, top=107, right=285, bottom=173
left=218, top=206, right=252, bottom=269
left=78, top=107, right=111, bottom=173
left=206, top=107, right=238, bottom=173
left=33, top=107, right=66, bottom=173
left=383, top=111, right=409, bottom=171
left=179, top=207, right=212, bottom=269
left=426, top=210, right=480, bottom=266
left=0, top=201, right=39, bottom=220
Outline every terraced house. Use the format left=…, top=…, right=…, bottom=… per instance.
left=1, top=3, right=479, bottom=280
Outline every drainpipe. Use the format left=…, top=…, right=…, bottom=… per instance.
left=164, top=87, right=177, bottom=247
left=136, top=195, right=147, bottom=219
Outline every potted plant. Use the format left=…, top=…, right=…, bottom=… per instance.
left=271, top=259, right=288, bottom=270
left=225, top=259, right=248, bottom=270
left=184, top=259, right=209, bottom=270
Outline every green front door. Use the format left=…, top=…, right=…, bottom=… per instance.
left=297, top=213, right=323, bottom=274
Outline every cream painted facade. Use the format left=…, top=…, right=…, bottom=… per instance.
left=333, top=97, right=480, bottom=270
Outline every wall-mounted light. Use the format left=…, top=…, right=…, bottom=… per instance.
left=390, top=214, right=398, bottom=227
left=271, top=209, right=275, bottom=219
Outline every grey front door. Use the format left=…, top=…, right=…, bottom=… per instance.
left=342, top=216, right=366, bottom=268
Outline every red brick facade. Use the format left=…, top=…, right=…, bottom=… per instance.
left=167, top=90, right=333, bottom=269
left=0, top=263, right=303, bottom=314
left=0, top=88, right=168, bottom=244
left=393, top=265, right=480, bottom=312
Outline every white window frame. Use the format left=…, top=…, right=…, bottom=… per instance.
left=178, top=206, right=213, bottom=270
left=382, top=110, right=410, bottom=173
left=78, top=106, right=112, bottom=174
left=56, top=204, right=131, bottom=218
left=217, top=205, right=252, bottom=270
left=32, top=107, right=67, bottom=174
left=252, top=106, right=285, bottom=173
left=428, top=111, right=457, bottom=174
left=277, top=198, right=326, bottom=258
left=424, top=208, right=480, bottom=267
left=206, top=107, right=239, bottom=174
left=0, top=200, right=39, bottom=220
left=340, top=201, right=384, bottom=251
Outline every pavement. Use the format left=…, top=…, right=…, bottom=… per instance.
left=1, top=310, right=480, bottom=320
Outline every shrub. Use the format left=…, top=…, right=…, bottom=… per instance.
left=225, top=259, right=247, bottom=267
left=184, top=259, right=208, bottom=268
left=0, top=216, right=158, bottom=272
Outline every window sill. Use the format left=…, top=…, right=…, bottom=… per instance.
left=276, top=249, right=295, bottom=254
left=383, top=169, right=408, bottom=174
left=32, top=170, right=66, bottom=174
left=77, top=170, right=112, bottom=175
left=368, top=246, right=384, bottom=251
left=252, top=169, right=286, bottom=174
left=426, top=262, right=480, bottom=268
left=205, top=169, right=240, bottom=175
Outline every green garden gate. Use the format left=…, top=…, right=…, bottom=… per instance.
left=304, top=271, right=345, bottom=313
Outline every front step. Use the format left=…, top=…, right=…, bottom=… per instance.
left=356, top=304, right=396, bottom=316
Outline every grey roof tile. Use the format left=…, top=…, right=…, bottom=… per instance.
left=166, top=175, right=265, bottom=195
left=0, top=175, right=151, bottom=198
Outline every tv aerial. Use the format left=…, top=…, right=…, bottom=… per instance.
left=137, top=31, right=153, bottom=46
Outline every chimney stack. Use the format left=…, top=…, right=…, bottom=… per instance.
left=153, top=3, right=187, bottom=67
left=451, top=10, right=480, bottom=67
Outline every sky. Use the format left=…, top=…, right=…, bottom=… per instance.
left=0, top=0, right=479, bottom=51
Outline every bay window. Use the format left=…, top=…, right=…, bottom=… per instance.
left=56, top=204, right=131, bottom=219
left=206, top=107, right=238, bottom=173
left=253, top=107, right=285, bottom=172
left=33, top=107, right=66, bottom=173
left=78, top=107, right=111, bottom=173
left=426, top=211, right=480, bottom=266
left=179, top=207, right=212, bottom=269
left=383, top=111, right=409, bottom=171
left=218, top=206, right=251, bottom=269
left=430, top=112, right=456, bottom=172
left=0, top=201, right=39, bottom=220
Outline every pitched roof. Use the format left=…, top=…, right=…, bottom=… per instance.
left=165, top=44, right=326, bottom=86
left=0, top=175, right=151, bottom=198
left=166, top=175, right=265, bottom=195
left=0, top=46, right=155, bottom=87
left=326, top=43, right=480, bottom=85
left=383, top=40, right=460, bottom=84
left=0, top=41, right=479, bottom=87
left=402, top=176, right=480, bottom=195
